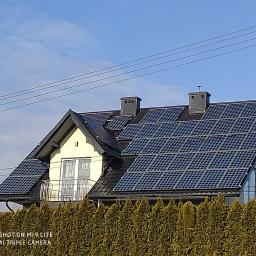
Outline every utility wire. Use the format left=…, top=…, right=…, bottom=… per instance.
left=0, top=43, right=256, bottom=113
left=1, top=36, right=256, bottom=107
left=1, top=25, right=256, bottom=101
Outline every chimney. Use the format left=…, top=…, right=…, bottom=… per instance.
left=120, top=96, right=142, bottom=117
left=188, top=87, right=211, bottom=114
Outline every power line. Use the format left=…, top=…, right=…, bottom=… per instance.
left=1, top=35, right=256, bottom=107
left=1, top=25, right=256, bottom=101
left=1, top=43, right=256, bottom=113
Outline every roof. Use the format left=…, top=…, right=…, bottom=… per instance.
left=2, top=97, right=256, bottom=202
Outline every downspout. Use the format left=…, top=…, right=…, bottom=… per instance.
left=6, top=201, right=14, bottom=212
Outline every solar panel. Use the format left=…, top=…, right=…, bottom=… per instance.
left=128, top=155, right=156, bottom=172
left=168, top=153, right=195, bottom=170
left=230, top=151, right=256, bottom=168
left=188, top=152, right=216, bottom=169
left=197, top=170, right=223, bottom=189
left=106, top=116, right=130, bottom=131
left=134, top=172, right=163, bottom=190
left=231, top=117, right=255, bottom=133
left=136, top=123, right=161, bottom=138
left=149, top=154, right=175, bottom=171
left=155, top=122, right=179, bottom=137
left=202, top=104, right=226, bottom=119
left=241, top=102, right=256, bottom=117
left=0, top=176, right=41, bottom=194
left=158, top=107, right=184, bottom=122
left=172, top=121, right=198, bottom=136
left=154, top=171, right=184, bottom=190
left=210, top=119, right=235, bottom=134
left=10, top=159, right=48, bottom=176
left=118, top=124, right=144, bottom=140
left=241, top=134, right=256, bottom=150
left=220, top=134, right=246, bottom=150
left=122, top=139, right=149, bottom=155
left=81, top=112, right=112, bottom=127
left=180, top=136, right=206, bottom=152
left=200, top=135, right=225, bottom=151
left=141, top=138, right=168, bottom=154
left=161, top=137, right=187, bottom=153
left=209, top=151, right=236, bottom=169
left=192, top=120, right=217, bottom=135
left=218, top=169, right=247, bottom=189
left=221, top=103, right=244, bottom=119
left=140, top=108, right=166, bottom=123
left=176, top=170, right=203, bottom=189
left=113, top=172, right=143, bottom=191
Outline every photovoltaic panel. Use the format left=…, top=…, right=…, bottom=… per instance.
left=106, top=116, right=130, bottom=131
left=241, top=134, right=256, bottom=150
left=200, top=135, right=225, bottom=151
left=202, top=104, right=226, bottom=119
left=231, top=117, right=255, bottom=133
left=0, top=176, right=41, bottom=194
left=161, top=137, right=187, bottom=153
left=113, top=172, right=143, bottom=191
left=220, top=134, right=246, bottom=151
left=209, top=151, right=236, bottom=169
left=136, top=123, right=161, bottom=138
left=218, top=169, right=247, bottom=189
left=140, top=108, right=166, bottom=123
left=158, top=107, right=184, bottom=122
left=168, top=153, right=195, bottom=170
left=81, top=112, right=112, bottom=127
left=154, top=171, right=184, bottom=190
left=118, top=124, right=144, bottom=140
left=189, top=152, right=216, bottom=169
left=210, top=119, right=235, bottom=134
left=134, top=172, right=163, bottom=190
left=197, top=170, right=223, bottom=189
left=141, top=138, right=168, bottom=154
left=180, top=136, right=206, bottom=152
left=230, top=151, right=256, bottom=168
left=122, top=139, right=149, bottom=155
left=221, top=103, right=244, bottom=119
left=192, top=120, right=217, bottom=135
left=172, top=121, right=198, bottom=136
left=176, top=170, right=203, bottom=189
left=155, top=122, right=179, bottom=137
left=128, top=155, right=156, bottom=172
left=149, top=154, right=175, bottom=171
left=241, top=102, right=256, bottom=117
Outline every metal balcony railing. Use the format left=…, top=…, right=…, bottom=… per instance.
left=40, top=178, right=96, bottom=201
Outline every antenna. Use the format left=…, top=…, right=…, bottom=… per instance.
left=197, top=85, right=202, bottom=92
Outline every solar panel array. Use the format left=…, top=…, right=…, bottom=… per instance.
left=106, top=116, right=130, bottom=131
left=114, top=102, right=256, bottom=192
left=0, top=159, right=48, bottom=194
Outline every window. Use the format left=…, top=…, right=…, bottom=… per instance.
left=60, top=158, right=91, bottom=200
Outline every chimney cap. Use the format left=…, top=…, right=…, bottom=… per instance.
left=188, top=91, right=211, bottom=96
left=121, top=96, right=142, bottom=101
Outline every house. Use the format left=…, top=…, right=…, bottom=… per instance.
left=0, top=90, right=256, bottom=208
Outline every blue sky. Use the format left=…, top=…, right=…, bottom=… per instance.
left=1, top=1, right=256, bottom=175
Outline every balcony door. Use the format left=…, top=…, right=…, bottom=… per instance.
left=61, top=158, right=91, bottom=201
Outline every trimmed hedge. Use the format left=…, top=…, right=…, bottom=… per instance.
left=0, top=196, right=255, bottom=255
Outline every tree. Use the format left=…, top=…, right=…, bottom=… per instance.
left=90, top=202, right=107, bottom=256
left=157, top=198, right=178, bottom=256
left=114, top=199, right=134, bottom=256
left=173, top=201, right=196, bottom=256
left=130, top=197, right=150, bottom=256
left=146, top=198, right=164, bottom=256
left=0, top=212, right=14, bottom=255
left=207, top=195, right=228, bottom=256
left=240, top=199, right=256, bottom=256
left=192, top=197, right=210, bottom=256
left=102, top=202, right=121, bottom=256
left=224, top=200, right=243, bottom=256
left=69, top=198, right=96, bottom=256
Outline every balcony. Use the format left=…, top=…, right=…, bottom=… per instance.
left=40, top=178, right=96, bottom=201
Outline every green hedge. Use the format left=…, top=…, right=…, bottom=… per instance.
left=0, top=196, right=256, bottom=256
